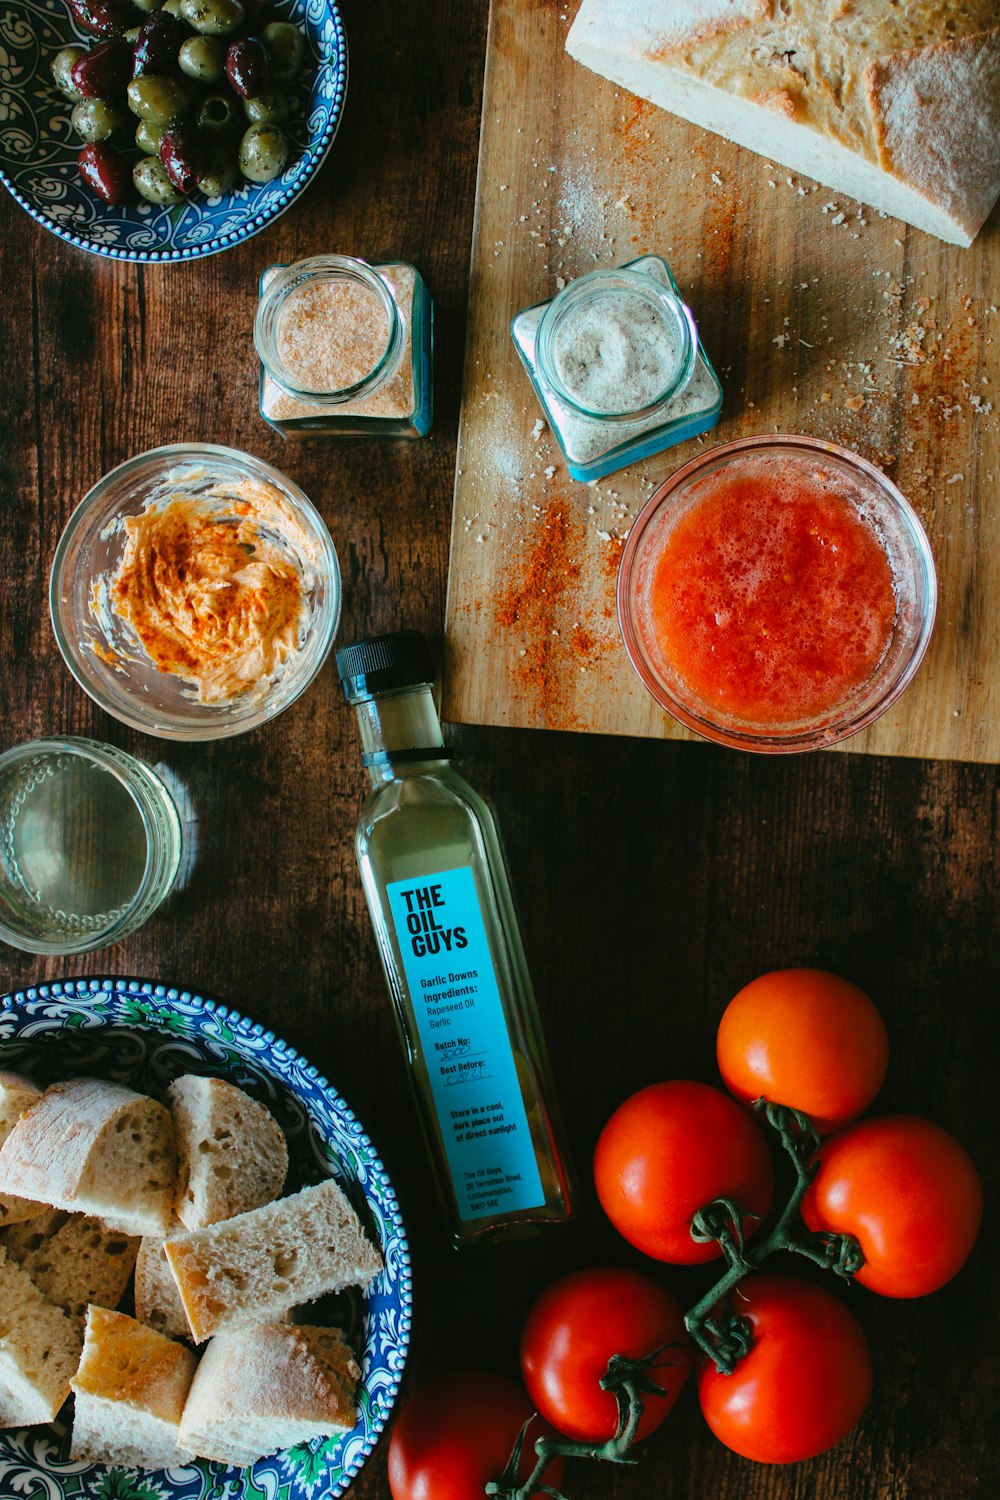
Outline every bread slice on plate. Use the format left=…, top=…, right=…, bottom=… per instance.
left=0, top=1070, right=47, bottom=1228
left=1, top=1210, right=139, bottom=1326
left=164, top=1178, right=383, bottom=1342
left=178, top=1322, right=360, bottom=1467
left=0, top=1078, right=176, bottom=1237
left=136, top=1226, right=294, bottom=1341
left=168, top=1074, right=288, bottom=1230
left=70, top=1305, right=198, bottom=1470
left=0, top=1246, right=82, bottom=1427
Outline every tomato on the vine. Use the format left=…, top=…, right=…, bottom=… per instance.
left=717, top=968, right=888, bottom=1133
left=594, top=1080, right=774, bottom=1264
left=519, top=1266, right=692, bottom=1444
left=387, top=1372, right=564, bottom=1500
left=801, top=1114, right=982, bottom=1297
left=696, top=1273, right=872, bottom=1464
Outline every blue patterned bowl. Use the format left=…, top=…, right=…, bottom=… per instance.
left=0, top=977, right=411, bottom=1499
left=0, top=0, right=347, bottom=261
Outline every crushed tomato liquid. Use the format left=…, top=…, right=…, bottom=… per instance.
left=638, top=460, right=899, bottom=726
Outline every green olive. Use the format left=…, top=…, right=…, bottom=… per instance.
left=198, top=141, right=240, bottom=196
left=242, top=86, right=289, bottom=126
left=261, top=21, right=306, bottom=85
left=135, top=118, right=168, bottom=155
left=178, top=34, right=226, bottom=82
left=132, top=0, right=165, bottom=11
left=123, top=23, right=142, bottom=41
left=71, top=97, right=130, bottom=143
left=180, top=0, right=244, bottom=36
left=51, top=46, right=86, bottom=101
left=238, top=122, right=290, bottom=183
left=196, top=91, right=242, bottom=139
left=133, top=156, right=185, bottom=205
left=161, top=0, right=185, bottom=15
left=127, top=75, right=191, bottom=125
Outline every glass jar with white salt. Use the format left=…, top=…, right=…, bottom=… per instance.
left=511, top=256, right=722, bottom=482
left=255, top=254, right=433, bottom=439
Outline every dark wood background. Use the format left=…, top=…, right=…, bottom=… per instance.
left=0, top=2, right=996, bottom=1496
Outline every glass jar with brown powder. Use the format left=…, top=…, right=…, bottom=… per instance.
left=255, top=254, right=433, bottom=439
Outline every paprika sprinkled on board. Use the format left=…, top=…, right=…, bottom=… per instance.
left=490, top=491, right=622, bottom=727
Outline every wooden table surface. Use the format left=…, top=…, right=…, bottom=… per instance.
left=0, top=3, right=996, bottom=1498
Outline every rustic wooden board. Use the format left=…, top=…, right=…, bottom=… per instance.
left=443, top=0, right=1000, bottom=760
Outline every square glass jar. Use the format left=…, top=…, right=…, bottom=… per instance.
left=256, top=255, right=433, bottom=439
left=511, top=254, right=722, bottom=482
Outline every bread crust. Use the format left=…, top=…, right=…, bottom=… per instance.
left=867, top=25, right=1000, bottom=241
left=178, top=1322, right=360, bottom=1467
left=567, top=0, right=1000, bottom=243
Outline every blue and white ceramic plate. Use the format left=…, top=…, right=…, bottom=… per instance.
left=0, top=977, right=411, bottom=1500
left=0, top=0, right=347, bottom=261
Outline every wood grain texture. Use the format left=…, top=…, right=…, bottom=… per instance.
left=0, top=1, right=998, bottom=1496
left=444, top=0, right=1000, bottom=760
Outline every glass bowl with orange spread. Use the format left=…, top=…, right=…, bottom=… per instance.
left=50, top=444, right=341, bottom=740
left=617, top=435, right=936, bottom=753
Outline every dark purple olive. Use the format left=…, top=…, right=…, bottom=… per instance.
left=78, top=141, right=132, bottom=204
left=159, top=123, right=206, bottom=192
left=225, top=36, right=269, bottom=98
left=71, top=37, right=132, bottom=97
left=68, top=0, right=137, bottom=38
left=132, top=11, right=188, bottom=76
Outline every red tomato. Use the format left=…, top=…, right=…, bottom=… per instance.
left=801, top=1114, right=982, bottom=1297
left=520, top=1267, right=692, bottom=1444
left=387, top=1371, right=564, bottom=1500
left=696, top=1273, right=872, bottom=1463
left=717, top=968, right=888, bottom=1133
left=593, top=1080, right=774, bottom=1264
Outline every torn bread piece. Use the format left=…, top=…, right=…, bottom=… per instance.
left=168, top=1074, right=288, bottom=1231
left=1, top=1211, right=139, bottom=1326
left=0, top=1070, right=47, bottom=1228
left=0, top=1078, right=177, bottom=1237
left=0, top=1246, right=82, bottom=1427
left=178, top=1323, right=360, bottom=1467
left=70, top=1305, right=198, bottom=1470
left=566, top=1, right=1000, bottom=245
left=136, top=1228, right=294, bottom=1341
left=134, top=1226, right=195, bottom=1341
left=164, top=1178, right=383, bottom=1342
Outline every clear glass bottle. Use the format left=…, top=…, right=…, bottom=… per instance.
left=255, top=254, right=433, bottom=439
left=511, top=255, right=723, bottom=482
left=337, top=631, right=573, bottom=1248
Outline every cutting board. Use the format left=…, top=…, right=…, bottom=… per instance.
left=443, top=0, right=1000, bottom=760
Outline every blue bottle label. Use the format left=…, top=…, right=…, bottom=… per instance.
left=387, top=866, right=546, bottom=1221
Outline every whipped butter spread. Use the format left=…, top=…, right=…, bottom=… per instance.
left=94, top=471, right=321, bottom=704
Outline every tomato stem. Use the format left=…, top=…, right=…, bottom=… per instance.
left=683, top=1101, right=864, bottom=1373
left=484, top=1344, right=688, bottom=1500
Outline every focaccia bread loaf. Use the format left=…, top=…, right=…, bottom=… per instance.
left=566, top=0, right=1000, bottom=246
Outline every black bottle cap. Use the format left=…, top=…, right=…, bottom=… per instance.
left=336, top=630, right=436, bottom=704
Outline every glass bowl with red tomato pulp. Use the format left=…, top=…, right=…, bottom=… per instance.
left=617, top=435, right=936, bottom=752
